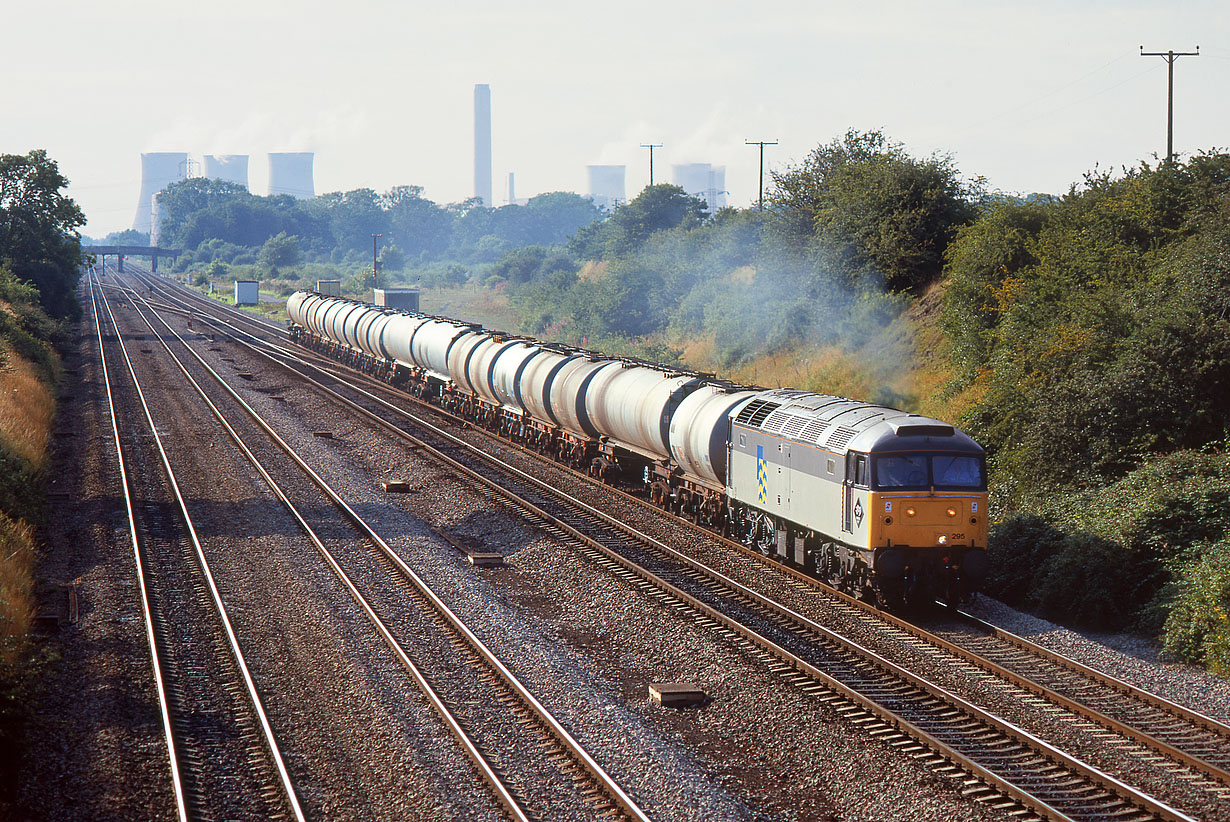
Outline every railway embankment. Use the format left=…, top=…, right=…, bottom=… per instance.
left=0, top=270, right=63, bottom=805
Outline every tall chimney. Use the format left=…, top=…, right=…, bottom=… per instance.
left=203, top=154, right=250, bottom=191
left=267, top=152, right=315, bottom=199
left=133, top=152, right=187, bottom=233
left=474, top=84, right=492, bottom=207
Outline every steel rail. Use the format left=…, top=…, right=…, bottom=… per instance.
left=142, top=290, right=1195, bottom=822
left=141, top=268, right=1230, bottom=778
left=86, top=268, right=189, bottom=822
left=123, top=285, right=535, bottom=822
left=92, top=268, right=308, bottom=822
left=134, top=270, right=1225, bottom=813
left=126, top=287, right=650, bottom=822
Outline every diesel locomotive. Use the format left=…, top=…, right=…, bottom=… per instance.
left=285, top=291, right=989, bottom=606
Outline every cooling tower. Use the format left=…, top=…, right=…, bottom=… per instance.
left=474, top=84, right=492, bottom=207
left=150, top=193, right=164, bottom=246
left=672, top=163, right=726, bottom=213
left=133, top=152, right=187, bottom=233
left=267, top=152, right=315, bottom=199
left=204, top=154, right=249, bottom=190
left=586, top=165, right=626, bottom=212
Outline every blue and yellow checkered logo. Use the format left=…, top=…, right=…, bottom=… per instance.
left=757, top=444, right=767, bottom=503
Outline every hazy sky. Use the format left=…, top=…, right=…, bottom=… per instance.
left=6, top=1, right=1226, bottom=237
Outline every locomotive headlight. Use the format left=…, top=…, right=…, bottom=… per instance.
left=946, top=507, right=957, bottom=518
left=905, top=507, right=917, bottom=517
left=937, top=534, right=949, bottom=546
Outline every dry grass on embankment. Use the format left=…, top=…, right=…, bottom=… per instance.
left=0, top=350, right=55, bottom=664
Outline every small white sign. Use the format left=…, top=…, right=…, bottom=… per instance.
left=885, top=501, right=892, bottom=513
left=971, top=501, right=978, bottom=513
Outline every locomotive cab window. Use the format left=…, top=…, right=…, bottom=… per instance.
left=848, top=454, right=870, bottom=487
left=873, top=454, right=986, bottom=491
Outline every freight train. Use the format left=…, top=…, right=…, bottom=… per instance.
left=285, top=291, right=989, bottom=606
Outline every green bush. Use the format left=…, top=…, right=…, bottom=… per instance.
left=1162, top=539, right=1230, bottom=673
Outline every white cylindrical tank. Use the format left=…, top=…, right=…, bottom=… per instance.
left=336, top=301, right=372, bottom=350
left=467, top=338, right=528, bottom=408
left=286, top=291, right=310, bottom=324
left=550, top=358, right=620, bottom=438
left=446, top=330, right=492, bottom=394
left=669, top=387, right=760, bottom=486
left=381, top=313, right=432, bottom=368
left=519, top=349, right=581, bottom=426
left=409, top=318, right=472, bottom=379
left=490, top=342, right=546, bottom=412
left=584, top=364, right=701, bottom=459
left=355, top=309, right=393, bottom=358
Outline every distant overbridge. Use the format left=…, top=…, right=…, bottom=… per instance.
left=87, top=245, right=182, bottom=273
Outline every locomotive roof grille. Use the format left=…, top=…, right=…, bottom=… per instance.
left=761, top=408, right=793, bottom=433
left=781, top=415, right=809, bottom=439
left=800, top=418, right=831, bottom=443
left=825, top=426, right=859, bottom=450
left=735, top=399, right=782, bottom=427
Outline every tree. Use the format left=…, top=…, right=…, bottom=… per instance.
left=568, top=184, right=708, bottom=259
left=258, top=232, right=301, bottom=270
left=378, top=243, right=405, bottom=272
left=0, top=150, right=86, bottom=319
left=156, top=177, right=250, bottom=247
left=767, top=129, right=981, bottom=292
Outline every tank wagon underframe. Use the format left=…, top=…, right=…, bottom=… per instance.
left=286, top=293, right=989, bottom=606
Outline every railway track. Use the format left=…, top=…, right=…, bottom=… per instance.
left=108, top=265, right=652, bottom=822
left=88, top=269, right=305, bottom=822
left=115, top=270, right=1208, bottom=822
left=132, top=271, right=1230, bottom=777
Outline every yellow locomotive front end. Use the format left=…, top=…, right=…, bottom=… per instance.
left=863, top=451, right=989, bottom=606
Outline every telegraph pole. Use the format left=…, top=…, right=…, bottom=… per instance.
left=1140, top=45, right=1199, bottom=164
left=640, top=143, right=662, bottom=187
left=371, top=233, right=383, bottom=291
left=745, top=139, right=778, bottom=210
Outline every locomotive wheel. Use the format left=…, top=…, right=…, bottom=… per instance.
left=755, top=513, right=775, bottom=556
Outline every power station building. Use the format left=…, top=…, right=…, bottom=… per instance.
left=203, top=154, right=250, bottom=191
left=586, top=165, right=626, bottom=212
left=133, top=152, right=188, bottom=234
left=268, top=152, right=315, bottom=199
left=672, top=163, right=727, bottom=214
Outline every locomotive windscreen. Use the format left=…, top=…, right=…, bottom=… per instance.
left=873, top=454, right=985, bottom=490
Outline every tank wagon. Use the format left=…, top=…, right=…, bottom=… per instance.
left=286, top=292, right=989, bottom=606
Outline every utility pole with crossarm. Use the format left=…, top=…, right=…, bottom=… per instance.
left=1140, top=45, right=1199, bottom=164
left=746, top=139, right=778, bottom=211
